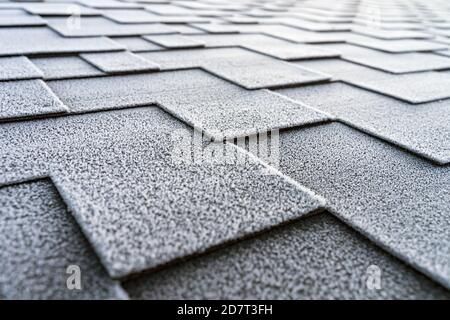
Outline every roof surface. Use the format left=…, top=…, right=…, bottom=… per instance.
left=0, top=0, right=449, bottom=300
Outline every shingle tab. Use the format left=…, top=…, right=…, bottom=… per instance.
left=143, top=34, right=205, bottom=49
left=22, top=3, right=101, bottom=16
left=0, top=79, right=67, bottom=120
left=1, top=0, right=449, bottom=300
left=299, top=59, right=450, bottom=103
left=139, top=47, right=331, bottom=89
left=351, top=26, right=432, bottom=40
left=317, top=43, right=450, bottom=73
left=0, top=12, right=46, bottom=26
left=110, top=37, right=164, bottom=52
left=80, top=51, right=160, bottom=74
left=188, top=33, right=340, bottom=60
left=31, top=56, right=105, bottom=80
left=348, top=35, right=448, bottom=53
left=0, top=180, right=127, bottom=299
left=103, top=9, right=209, bottom=24
left=125, top=213, right=450, bottom=299
left=47, top=17, right=176, bottom=37
left=0, top=107, right=324, bottom=278
left=262, top=122, right=450, bottom=288
left=277, top=82, right=450, bottom=164
left=0, top=56, right=43, bottom=81
left=0, top=27, right=125, bottom=56
left=47, top=69, right=330, bottom=139
left=77, top=0, right=144, bottom=9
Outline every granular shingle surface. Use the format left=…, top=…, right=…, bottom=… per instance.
left=80, top=51, right=160, bottom=73
left=31, top=56, right=105, bottom=80
left=298, top=58, right=450, bottom=103
left=0, top=79, right=68, bottom=120
left=0, top=27, right=125, bottom=56
left=0, top=180, right=127, bottom=299
left=314, top=43, right=450, bottom=73
left=125, top=213, right=450, bottom=300
left=0, top=107, right=324, bottom=278
left=46, top=69, right=330, bottom=139
left=276, top=82, right=450, bottom=163
left=0, top=0, right=449, bottom=300
left=0, top=56, right=43, bottom=81
left=47, top=17, right=176, bottom=37
left=258, top=123, right=450, bottom=288
left=139, top=48, right=331, bottom=89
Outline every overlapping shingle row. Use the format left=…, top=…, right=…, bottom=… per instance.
left=0, top=0, right=449, bottom=299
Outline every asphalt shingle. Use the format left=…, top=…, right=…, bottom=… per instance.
left=47, top=69, right=330, bottom=139
left=255, top=122, right=450, bottom=289
left=0, top=27, right=125, bottom=56
left=316, top=43, right=450, bottom=73
left=80, top=51, right=160, bottom=74
left=298, top=58, right=450, bottom=103
left=110, top=37, right=164, bottom=52
left=187, top=33, right=340, bottom=60
left=49, top=70, right=330, bottom=139
left=125, top=213, right=450, bottom=299
left=103, top=9, right=209, bottom=24
left=0, top=107, right=324, bottom=278
left=0, top=0, right=449, bottom=300
left=139, top=47, right=331, bottom=89
left=31, top=56, right=105, bottom=80
left=0, top=11, right=47, bottom=26
left=0, top=56, right=43, bottom=81
left=276, top=82, right=450, bottom=164
left=0, top=180, right=127, bottom=299
left=47, top=17, right=176, bottom=37
left=348, top=35, right=448, bottom=53
left=0, top=79, right=67, bottom=120
left=351, top=26, right=432, bottom=40
left=143, top=34, right=205, bottom=49
left=21, top=3, right=101, bottom=16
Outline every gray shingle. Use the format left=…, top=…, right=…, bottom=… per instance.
left=47, top=17, right=176, bottom=37
left=47, top=69, right=330, bottom=139
left=0, top=79, right=67, bottom=120
left=0, top=107, right=324, bottom=278
left=22, top=3, right=101, bottom=16
left=103, top=9, right=209, bottom=24
left=276, top=82, right=450, bottom=164
left=348, top=35, right=448, bottom=53
left=143, top=34, right=205, bottom=49
left=0, top=13, right=46, bottom=26
left=187, top=33, right=339, bottom=60
left=124, top=213, right=450, bottom=299
left=139, top=47, right=331, bottom=89
left=77, top=0, right=143, bottom=9
left=354, top=22, right=424, bottom=30
left=351, top=26, right=432, bottom=40
left=257, top=122, right=450, bottom=289
left=80, top=51, right=160, bottom=74
left=435, top=49, right=450, bottom=57
left=0, top=180, right=127, bottom=299
left=316, top=43, right=450, bottom=73
left=0, top=56, right=43, bottom=81
left=31, top=56, right=105, bottom=80
left=144, top=4, right=197, bottom=15
left=276, top=17, right=352, bottom=32
left=189, top=23, right=239, bottom=34
left=298, top=59, right=450, bottom=103
left=0, top=27, right=125, bottom=56
left=165, top=24, right=206, bottom=34
left=110, top=37, right=164, bottom=52
left=1, top=0, right=449, bottom=299
left=146, top=4, right=228, bottom=17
